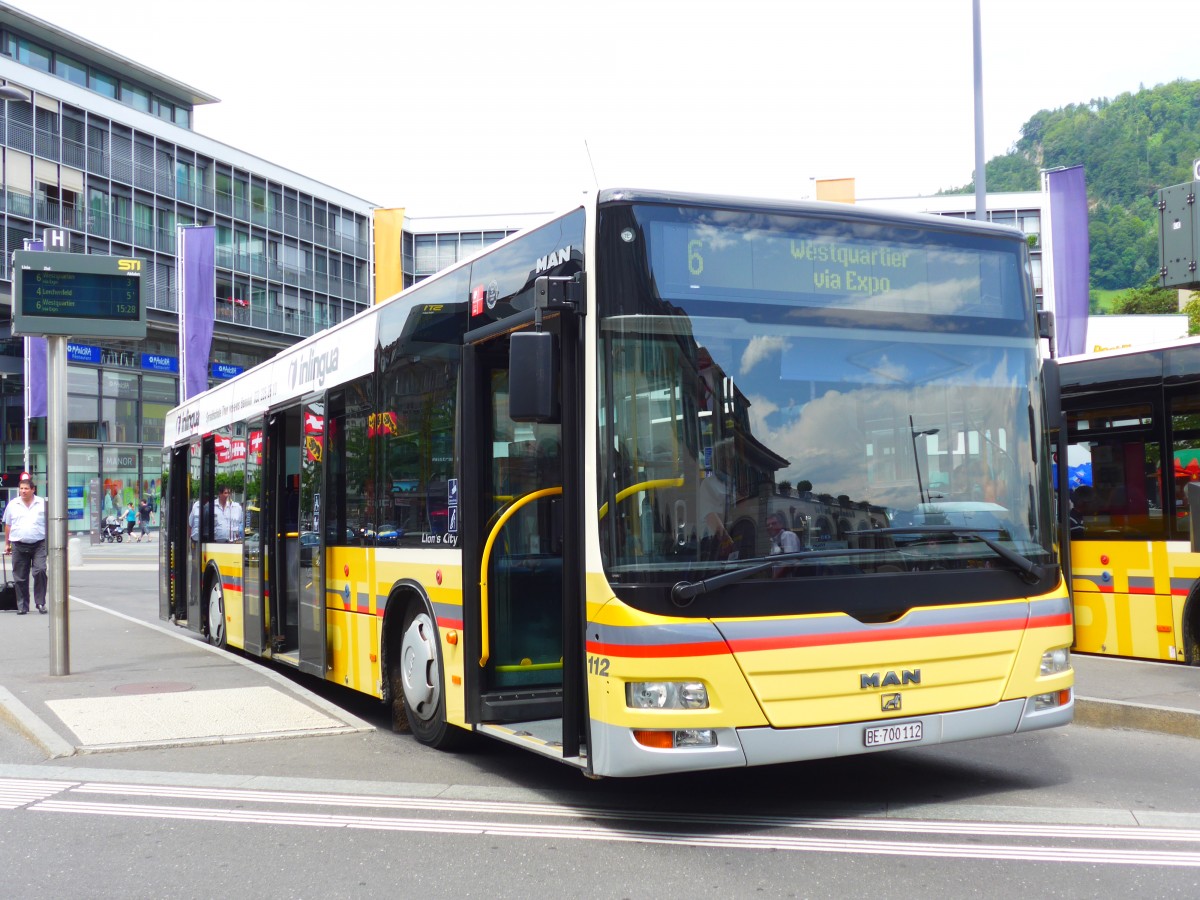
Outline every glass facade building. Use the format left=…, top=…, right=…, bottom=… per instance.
left=0, top=3, right=375, bottom=531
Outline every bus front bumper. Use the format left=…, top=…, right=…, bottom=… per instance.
left=589, top=693, right=1074, bottom=778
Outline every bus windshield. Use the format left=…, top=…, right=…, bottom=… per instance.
left=596, top=199, right=1051, bottom=593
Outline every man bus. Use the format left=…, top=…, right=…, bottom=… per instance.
left=161, top=188, right=1073, bottom=777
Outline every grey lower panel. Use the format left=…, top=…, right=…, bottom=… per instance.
left=738, top=699, right=1030, bottom=768
left=1015, top=692, right=1075, bottom=732
left=590, top=720, right=748, bottom=778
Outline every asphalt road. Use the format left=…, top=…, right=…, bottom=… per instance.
left=3, top=539, right=1200, bottom=897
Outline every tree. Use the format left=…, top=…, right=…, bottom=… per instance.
left=1183, top=293, right=1200, bottom=335
left=1110, top=276, right=1181, bottom=315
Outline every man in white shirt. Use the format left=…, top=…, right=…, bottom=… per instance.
left=3, top=473, right=47, bottom=614
left=213, top=487, right=244, bottom=543
left=188, top=488, right=244, bottom=543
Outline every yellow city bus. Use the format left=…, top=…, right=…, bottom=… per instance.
left=160, top=188, right=1073, bottom=777
left=1059, top=337, right=1200, bottom=663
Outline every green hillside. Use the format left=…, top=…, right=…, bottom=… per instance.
left=944, top=79, right=1200, bottom=290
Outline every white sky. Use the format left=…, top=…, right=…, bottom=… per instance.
left=11, top=0, right=1200, bottom=216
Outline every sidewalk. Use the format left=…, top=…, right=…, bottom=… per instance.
left=2, top=538, right=1199, bottom=756
left=1072, top=653, right=1200, bottom=738
left=0, top=545, right=372, bottom=757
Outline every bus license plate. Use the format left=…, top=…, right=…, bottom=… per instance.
left=864, top=721, right=923, bottom=747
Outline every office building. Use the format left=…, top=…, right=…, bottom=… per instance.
left=0, top=3, right=375, bottom=528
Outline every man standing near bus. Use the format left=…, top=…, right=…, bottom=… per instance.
left=3, top=473, right=47, bottom=615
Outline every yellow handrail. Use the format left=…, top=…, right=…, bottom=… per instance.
left=597, top=476, right=684, bottom=519
left=479, top=486, right=562, bottom=667
left=478, top=474, right=683, bottom=667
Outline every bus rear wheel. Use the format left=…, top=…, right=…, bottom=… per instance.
left=393, top=600, right=462, bottom=750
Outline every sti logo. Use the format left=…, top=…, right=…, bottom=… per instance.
left=118, top=259, right=142, bottom=271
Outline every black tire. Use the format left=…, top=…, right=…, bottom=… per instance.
left=206, top=572, right=227, bottom=649
left=116, top=533, right=122, bottom=543
left=1183, top=594, right=1200, bottom=666
left=392, top=598, right=463, bottom=750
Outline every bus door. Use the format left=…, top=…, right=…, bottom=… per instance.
left=264, top=399, right=326, bottom=674
left=265, top=406, right=301, bottom=660
left=242, top=417, right=265, bottom=655
left=162, top=441, right=201, bottom=627
left=297, top=394, right=327, bottom=677
left=461, top=298, right=587, bottom=765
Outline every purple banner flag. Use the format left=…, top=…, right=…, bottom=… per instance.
left=25, top=336, right=47, bottom=418
left=1048, top=166, right=1089, bottom=357
left=22, top=239, right=47, bottom=418
left=179, top=225, right=216, bottom=401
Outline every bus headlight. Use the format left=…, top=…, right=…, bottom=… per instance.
left=626, top=681, right=709, bottom=710
left=1040, top=647, right=1071, bottom=676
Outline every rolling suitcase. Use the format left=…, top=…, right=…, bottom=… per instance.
left=0, top=550, right=16, bottom=611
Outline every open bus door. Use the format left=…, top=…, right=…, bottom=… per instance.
left=263, top=399, right=326, bottom=675
left=162, top=441, right=201, bottom=627
left=461, top=289, right=588, bottom=770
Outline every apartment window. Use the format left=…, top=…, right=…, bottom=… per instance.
left=55, top=55, right=88, bottom=87
left=436, top=234, right=458, bottom=270
left=414, top=235, right=436, bottom=273
left=15, top=38, right=51, bottom=72
left=91, top=71, right=117, bottom=99
left=120, top=83, right=151, bottom=113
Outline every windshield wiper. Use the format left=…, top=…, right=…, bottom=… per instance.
left=669, top=547, right=880, bottom=606
left=849, top=526, right=1047, bottom=585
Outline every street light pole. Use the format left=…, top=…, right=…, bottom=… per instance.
left=972, top=0, right=987, bottom=221
left=910, top=415, right=941, bottom=506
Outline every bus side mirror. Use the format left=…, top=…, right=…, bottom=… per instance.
left=509, top=330, right=559, bottom=423
left=1038, top=310, right=1055, bottom=343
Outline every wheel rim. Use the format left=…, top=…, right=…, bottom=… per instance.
left=400, top=611, right=439, bottom=722
left=207, top=580, right=225, bottom=645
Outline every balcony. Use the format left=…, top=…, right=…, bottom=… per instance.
left=35, top=127, right=59, bottom=161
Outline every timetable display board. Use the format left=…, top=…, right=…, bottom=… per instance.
left=12, top=250, right=147, bottom=338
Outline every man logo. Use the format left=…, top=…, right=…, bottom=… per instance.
left=118, top=259, right=142, bottom=271
left=882, top=694, right=902, bottom=712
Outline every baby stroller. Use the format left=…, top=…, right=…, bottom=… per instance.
left=101, top=514, right=124, bottom=543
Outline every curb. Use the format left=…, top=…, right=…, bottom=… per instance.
left=1074, top=696, right=1200, bottom=739
left=0, top=686, right=76, bottom=759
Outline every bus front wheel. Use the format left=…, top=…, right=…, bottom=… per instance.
left=393, top=600, right=462, bottom=750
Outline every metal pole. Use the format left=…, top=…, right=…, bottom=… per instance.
left=972, top=0, right=987, bottom=221
left=910, top=415, right=927, bottom=506
left=46, top=335, right=69, bottom=675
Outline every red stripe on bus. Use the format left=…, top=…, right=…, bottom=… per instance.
left=438, top=617, right=464, bottom=629
left=587, top=640, right=729, bottom=659
left=587, top=613, right=1072, bottom=659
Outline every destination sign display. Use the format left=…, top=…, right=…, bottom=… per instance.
left=12, top=251, right=147, bottom=339
left=650, top=219, right=1024, bottom=321
left=20, top=270, right=140, bottom=320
